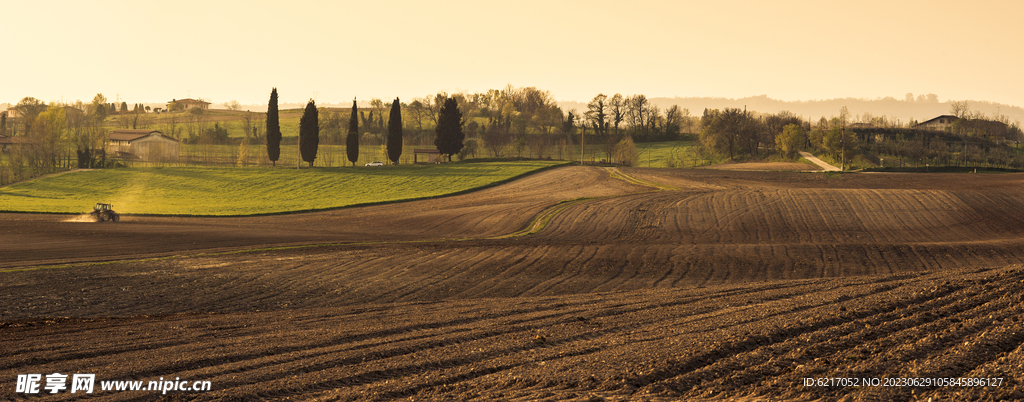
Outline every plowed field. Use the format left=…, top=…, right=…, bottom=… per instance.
left=3, top=167, right=1024, bottom=401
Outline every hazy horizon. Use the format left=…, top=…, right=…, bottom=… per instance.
left=5, top=0, right=1023, bottom=108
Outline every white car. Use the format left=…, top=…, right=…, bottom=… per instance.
left=365, top=161, right=384, bottom=167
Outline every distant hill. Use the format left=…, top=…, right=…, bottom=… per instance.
left=558, top=96, right=1024, bottom=127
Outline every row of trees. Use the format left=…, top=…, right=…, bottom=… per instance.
left=5, top=88, right=1021, bottom=183
left=267, top=88, right=463, bottom=167
left=0, top=95, right=115, bottom=184
left=694, top=103, right=1024, bottom=170
left=582, top=93, right=695, bottom=141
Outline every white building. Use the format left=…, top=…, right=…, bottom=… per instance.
left=108, top=129, right=180, bottom=161
left=913, top=115, right=958, bottom=131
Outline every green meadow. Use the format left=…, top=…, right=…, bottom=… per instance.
left=0, top=161, right=565, bottom=216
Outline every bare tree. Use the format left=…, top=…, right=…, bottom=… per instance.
left=483, top=120, right=511, bottom=157
left=184, top=108, right=209, bottom=144
left=950, top=100, right=970, bottom=119
left=407, top=99, right=428, bottom=131
left=609, top=93, right=625, bottom=136
left=123, top=107, right=151, bottom=130
left=839, top=106, right=850, bottom=127
left=625, top=95, right=654, bottom=135
left=664, top=105, right=683, bottom=138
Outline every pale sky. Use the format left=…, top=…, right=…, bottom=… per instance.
left=4, top=0, right=1023, bottom=108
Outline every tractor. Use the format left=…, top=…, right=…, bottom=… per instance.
left=90, top=203, right=120, bottom=222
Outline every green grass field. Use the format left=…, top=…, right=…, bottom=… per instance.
left=0, top=161, right=565, bottom=216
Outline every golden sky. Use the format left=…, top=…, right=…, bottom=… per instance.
left=5, top=0, right=1023, bottom=107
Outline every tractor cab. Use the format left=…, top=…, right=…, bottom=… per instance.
left=89, top=203, right=120, bottom=222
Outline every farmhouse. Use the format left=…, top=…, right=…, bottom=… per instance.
left=61, top=106, right=84, bottom=119
left=0, top=134, right=34, bottom=152
left=167, top=98, right=211, bottom=111
left=913, top=115, right=958, bottom=131
left=108, top=129, right=180, bottom=161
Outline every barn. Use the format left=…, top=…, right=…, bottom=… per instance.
left=913, top=115, right=958, bottom=131
left=108, top=129, right=180, bottom=161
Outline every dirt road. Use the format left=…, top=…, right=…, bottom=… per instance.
left=799, top=151, right=841, bottom=171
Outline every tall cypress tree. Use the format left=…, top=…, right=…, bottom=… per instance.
left=299, top=99, right=319, bottom=167
left=346, top=100, right=359, bottom=166
left=1, top=113, right=6, bottom=135
left=434, top=97, right=464, bottom=162
left=266, top=88, right=282, bottom=166
left=387, top=98, right=403, bottom=165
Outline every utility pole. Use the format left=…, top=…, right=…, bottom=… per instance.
left=841, top=124, right=846, bottom=172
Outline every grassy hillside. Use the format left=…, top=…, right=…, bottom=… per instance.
left=0, top=161, right=565, bottom=216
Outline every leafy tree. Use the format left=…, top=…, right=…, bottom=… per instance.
left=299, top=99, right=319, bottom=167
left=561, top=111, right=575, bottom=135
left=808, top=126, right=825, bottom=148
left=11, top=97, right=47, bottom=136
left=266, top=88, right=282, bottom=166
left=458, top=137, right=481, bottom=160
left=484, top=115, right=511, bottom=157
left=14, top=97, right=47, bottom=119
left=434, top=96, right=464, bottom=161
left=31, top=106, right=68, bottom=173
left=586, top=93, right=608, bottom=136
left=346, top=100, right=359, bottom=166
left=91, top=95, right=108, bottom=122
left=762, top=111, right=802, bottom=151
left=202, top=123, right=230, bottom=144
left=120, top=102, right=128, bottom=113
left=823, top=126, right=855, bottom=162
left=318, top=109, right=343, bottom=144
left=387, top=98, right=403, bottom=164
left=700, top=108, right=740, bottom=159
left=612, top=136, right=638, bottom=166
left=776, top=124, right=805, bottom=158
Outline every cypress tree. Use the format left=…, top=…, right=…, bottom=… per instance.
left=266, top=88, right=282, bottom=166
left=299, top=99, right=319, bottom=167
left=387, top=98, right=402, bottom=165
left=120, top=102, right=128, bottom=113
left=1, top=113, right=6, bottom=135
left=346, top=100, right=359, bottom=166
left=434, top=97, right=464, bottom=162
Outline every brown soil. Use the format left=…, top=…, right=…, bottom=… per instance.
left=2, top=167, right=1023, bottom=401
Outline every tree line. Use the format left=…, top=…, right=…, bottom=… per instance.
left=695, top=103, right=1024, bottom=170
left=4, top=87, right=1022, bottom=185
left=265, top=88, right=465, bottom=167
left=1, top=95, right=115, bottom=184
